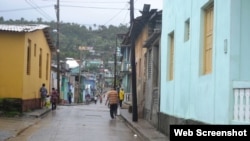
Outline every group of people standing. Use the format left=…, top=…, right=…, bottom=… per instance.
left=105, top=87, right=124, bottom=119
left=39, top=83, right=59, bottom=110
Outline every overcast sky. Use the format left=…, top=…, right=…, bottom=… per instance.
left=0, top=0, right=162, bottom=26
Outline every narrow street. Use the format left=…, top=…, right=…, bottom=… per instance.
left=7, top=102, right=142, bottom=141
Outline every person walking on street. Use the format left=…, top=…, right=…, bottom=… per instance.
left=85, top=93, right=90, bottom=104
left=99, top=94, right=103, bottom=104
left=105, top=88, right=118, bottom=119
left=119, top=88, right=125, bottom=108
left=50, top=88, right=58, bottom=110
left=94, top=95, right=97, bottom=104
left=67, top=89, right=73, bottom=104
left=39, top=83, right=47, bottom=108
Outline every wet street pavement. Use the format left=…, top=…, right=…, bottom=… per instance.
left=5, top=102, right=142, bottom=141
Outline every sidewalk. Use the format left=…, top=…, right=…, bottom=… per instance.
left=119, top=106, right=169, bottom=141
left=0, top=108, right=51, bottom=141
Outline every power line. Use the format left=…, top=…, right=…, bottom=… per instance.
left=41, top=0, right=128, bottom=4
left=0, top=0, right=138, bottom=25
left=25, top=0, right=54, bottom=21
left=103, top=2, right=130, bottom=26
left=61, top=5, right=128, bottom=10
left=31, top=0, right=55, bottom=20
left=0, top=5, right=139, bottom=12
left=60, top=1, right=127, bottom=4
left=0, top=5, right=130, bottom=12
left=122, top=3, right=130, bottom=24
left=0, top=5, right=52, bottom=12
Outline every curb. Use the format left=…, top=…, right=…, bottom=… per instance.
left=120, top=115, right=150, bottom=141
left=11, top=109, right=51, bottom=140
left=120, top=112, right=169, bottom=141
left=7, top=109, right=52, bottom=140
left=23, top=108, right=51, bottom=118
left=15, top=119, right=40, bottom=137
left=39, top=109, right=51, bottom=118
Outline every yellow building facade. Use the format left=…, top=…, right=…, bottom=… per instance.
left=0, top=24, right=55, bottom=111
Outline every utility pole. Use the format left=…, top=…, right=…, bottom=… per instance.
left=78, top=46, right=87, bottom=103
left=55, top=0, right=60, bottom=99
left=130, top=0, right=138, bottom=122
left=114, top=38, right=117, bottom=90
left=130, top=0, right=134, bottom=24
left=77, top=49, right=82, bottom=103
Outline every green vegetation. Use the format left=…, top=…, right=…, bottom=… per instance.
left=0, top=98, right=22, bottom=117
left=2, top=111, right=21, bottom=117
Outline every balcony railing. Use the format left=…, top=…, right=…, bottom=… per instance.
left=233, top=88, right=250, bottom=123
left=124, top=93, right=132, bottom=102
left=103, top=73, right=114, bottom=78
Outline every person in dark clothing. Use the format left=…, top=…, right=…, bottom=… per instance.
left=40, top=83, right=47, bottom=108
left=67, top=89, right=73, bottom=104
left=50, top=88, right=58, bottom=110
left=94, top=95, right=97, bottom=104
left=85, top=93, right=90, bottom=104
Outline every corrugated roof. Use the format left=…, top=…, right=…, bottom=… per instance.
left=0, top=24, right=49, bottom=32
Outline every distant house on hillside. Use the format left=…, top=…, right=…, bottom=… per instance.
left=66, top=57, right=79, bottom=68
left=0, top=24, right=55, bottom=112
left=86, top=59, right=103, bottom=67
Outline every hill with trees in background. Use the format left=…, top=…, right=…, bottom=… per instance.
left=0, top=17, right=129, bottom=65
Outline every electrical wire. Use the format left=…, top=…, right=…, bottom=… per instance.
left=41, top=0, right=128, bottom=4
left=0, top=5, right=52, bottom=12
left=121, top=1, right=131, bottom=25
left=25, top=0, right=54, bottom=21
left=60, top=5, right=128, bottom=10
left=103, top=2, right=130, bottom=26
left=60, top=1, right=127, bottom=4
left=1, top=0, right=141, bottom=25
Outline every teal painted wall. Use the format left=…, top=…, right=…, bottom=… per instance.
left=231, top=0, right=250, bottom=81
left=160, top=0, right=250, bottom=124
